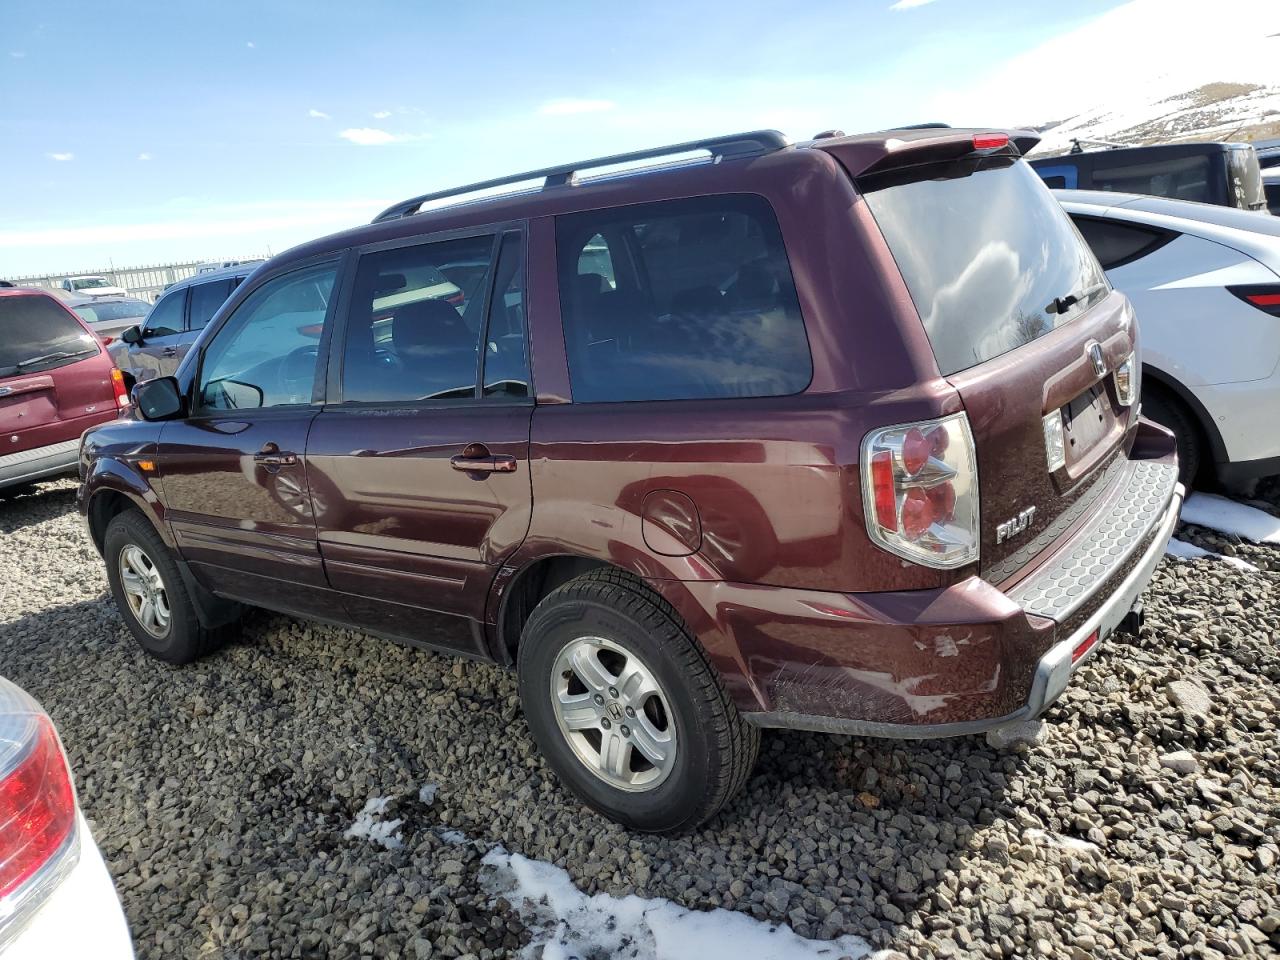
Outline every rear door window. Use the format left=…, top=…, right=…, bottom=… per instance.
left=338, top=235, right=495, bottom=403
left=188, top=278, right=236, bottom=331
left=557, top=194, right=812, bottom=403
left=1070, top=216, right=1174, bottom=270
left=861, top=158, right=1108, bottom=376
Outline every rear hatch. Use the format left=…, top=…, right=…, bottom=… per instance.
left=857, top=147, right=1137, bottom=580
left=0, top=292, right=116, bottom=452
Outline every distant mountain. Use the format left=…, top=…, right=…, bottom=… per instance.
left=1026, top=78, right=1280, bottom=157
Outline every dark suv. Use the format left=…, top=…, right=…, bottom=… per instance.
left=79, top=127, right=1182, bottom=832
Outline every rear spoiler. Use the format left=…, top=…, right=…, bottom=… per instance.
left=814, top=127, right=1041, bottom=179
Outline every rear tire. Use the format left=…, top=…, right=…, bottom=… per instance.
left=517, top=568, right=758, bottom=834
left=103, top=510, right=236, bottom=664
left=1142, top=383, right=1203, bottom=488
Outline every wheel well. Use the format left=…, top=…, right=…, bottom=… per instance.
left=1141, top=365, right=1225, bottom=464
left=87, top=490, right=137, bottom=554
left=498, top=555, right=609, bottom=664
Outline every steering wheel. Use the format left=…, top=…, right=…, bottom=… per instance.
left=280, top=345, right=319, bottom=398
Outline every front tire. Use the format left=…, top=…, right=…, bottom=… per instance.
left=103, top=510, right=235, bottom=664
left=517, top=568, right=758, bottom=834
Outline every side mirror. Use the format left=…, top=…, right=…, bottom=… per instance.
left=121, top=325, right=143, bottom=345
left=132, top=377, right=185, bottom=421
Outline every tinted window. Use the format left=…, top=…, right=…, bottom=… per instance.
left=1266, top=180, right=1280, bottom=216
left=483, top=233, right=530, bottom=398
left=1071, top=216, right=1173, bottom=270
left=340, top=235, right=493, bottom=403
left=0, top=294, right=98, bottom=375
left=143, top=289, right=185, bottom=337
left=188, top=278, right=236, bottom=331
left=1091, top=154, right=1212, bottom=203
left=557, top=195, right=812, bottom=403
left=862, top=158, right=1107, bottom=376
left=198, top=264, right=336, bottom=410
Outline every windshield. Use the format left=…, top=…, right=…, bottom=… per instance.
left=0, top=294, right=99, bottom=374
left=861, top=157, right=1108, bottom=376
left=73, top=300, right=151, bottom=323
left=73, top=277, right=111, bottom=289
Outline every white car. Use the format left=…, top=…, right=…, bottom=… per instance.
left=0, top=678, right=133, bottom=959
left=1057, top=190, right=1280, bottom=487
left=60, top=276, right=129, bottom=300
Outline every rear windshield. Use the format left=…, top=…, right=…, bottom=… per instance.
left=862, top=158, right=1107, bottom=376
left=1092, top=154, right=1216, bottom=204
left=73, top=299, right=151, bottom=323
left=0, top=294, right=100, bottom=376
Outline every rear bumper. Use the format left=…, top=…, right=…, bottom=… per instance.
left=653, top=424, right=1182, bottom=738
left=0, top=438, right=81, bottom=489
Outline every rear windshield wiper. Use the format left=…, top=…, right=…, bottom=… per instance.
left=11, top=348, right=97, bottom=370
left=1046, top=282, right=1108, bottom=316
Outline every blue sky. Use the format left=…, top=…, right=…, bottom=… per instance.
left=0, top=0, right=1132, bottom=275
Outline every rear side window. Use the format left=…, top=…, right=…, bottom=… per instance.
left=1091, top=154, right=1212, bottom=203
left=862, top=158, right=1108, bottom=376
left=1070, top=216, right=1174, bottom=270
left=188, top=278, right=236, bottom=331
left=339, top=235, right=495, bottom=403
left=557, top=194, right=812, bottom=403
left=0, top=295, right=98, bottom=375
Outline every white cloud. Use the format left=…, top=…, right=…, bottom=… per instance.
left=537, top=98, right=617, bottom=116
left=308, top=108, right=330, bottom=119
left=9, top=51, right=25, bottom=58
left=339, top=127, right=405, bottom=145
left=137, top=152, right=152, bottom=161
left=0, top=199, right=384, bottom=251
left=47, top=152, right=73, bottom=161
left=888, top=0, right=937, bottom=8
left=372, top=110, right=391, bottom=119
left=246, top=41, right=255, bottom=49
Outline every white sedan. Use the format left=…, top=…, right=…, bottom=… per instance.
left=1057, top=190, right=1280, bottom=487
left=0, top=677, right=133, bottom=959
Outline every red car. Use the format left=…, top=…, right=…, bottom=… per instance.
left=79, top=127, right=1181, bottom=833
left=0, top=288, right=129, bottom=494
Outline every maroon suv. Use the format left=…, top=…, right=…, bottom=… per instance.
left=78, top=127, right=1181, bottom=832
left=1, top=288, right=129, bottom=494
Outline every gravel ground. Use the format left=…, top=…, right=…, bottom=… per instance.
left=1, top=479, right=1277, bottom=960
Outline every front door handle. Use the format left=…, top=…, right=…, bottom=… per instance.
left=255, top=442, right=298, bottom=468
left=161, top=347, right=177, bottom=357
left=450, top=442, right=517, bottom=474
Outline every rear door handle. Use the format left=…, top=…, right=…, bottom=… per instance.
left=450, top=454, right=518, bottom=473
left=450, top=442, right=517, bottom=474
left=161, top=347, right=177, bottom=357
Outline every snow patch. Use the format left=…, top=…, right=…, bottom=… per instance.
left=345, top=796, right=404, bottom=850
left=434, top=827, right=468, bottom=845
left=1181, top=494, right=1280, bottom=545
left=418, top=783, right=439, bottom=804
left=1165, top=537, right=1259, bottom=573
left=482, top=847, right=876, bottom=960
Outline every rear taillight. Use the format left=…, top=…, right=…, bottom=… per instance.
left=1228, top=284, right=1280, bottom=316
left=110, top=367, right=129, bottom=409
left=861, top=412, right=980, bottom=569
left=0, top=680, right=79, bottom=948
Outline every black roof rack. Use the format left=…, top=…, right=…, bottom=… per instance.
left=371, top=129, right=789, bottom=223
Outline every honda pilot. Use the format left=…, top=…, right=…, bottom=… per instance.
left=78, top=127, right=1182, bottom=833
